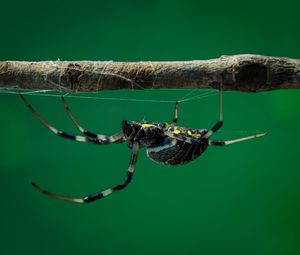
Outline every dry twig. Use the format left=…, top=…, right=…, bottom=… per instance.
left=1, top=54, right=299, bottom=93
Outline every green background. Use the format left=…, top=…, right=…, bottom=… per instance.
left=1, top=0, right=300, bottom=254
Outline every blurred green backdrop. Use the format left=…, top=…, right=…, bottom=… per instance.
left=1, top=0, right=300, bottom=255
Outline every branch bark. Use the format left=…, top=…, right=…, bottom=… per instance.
left=0, top=54, right=299, bottom=93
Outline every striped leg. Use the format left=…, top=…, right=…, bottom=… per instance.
left=61, top=97, right=114, bottom=140
left=204, top=88, right=223, bottom=138
left=171, top=101, right=179, bottom=125
left=209, top=133, right=267, bottom=146
left=20, top=94, right=124, bottom=145
left=31, top=142, right=140, bottom=203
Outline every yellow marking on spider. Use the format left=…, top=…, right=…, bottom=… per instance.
left=142, top=124, right=155, bottom=128
left=173, top=129, right=181, bottom=134
left=192, top=134, right=202, bottom=138
left=185, top=130, right=202, bottom=139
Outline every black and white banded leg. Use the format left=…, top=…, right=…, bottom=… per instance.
left=204, top=88, right=223, bottom=138
left=20, top=94, right=124, bottom=145
left=209, top=133, right=267, bottom=146
left=31, top=142, right=140, bottom=203
left=61, top=97, right=123, bottom=141
left=171, top=101, right=179, bottom=125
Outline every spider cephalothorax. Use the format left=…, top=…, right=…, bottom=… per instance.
left=20, top=89, right=266, bottom=203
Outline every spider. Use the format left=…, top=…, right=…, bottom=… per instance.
left=20, top=89, right=266, bottom=203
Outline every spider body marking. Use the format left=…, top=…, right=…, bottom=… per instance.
left=122, top=120, right=209, bottom=165
left=20, top=89, right=266, bottom=203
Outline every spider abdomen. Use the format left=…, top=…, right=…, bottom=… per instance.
left=146, top=137, right=208, bottom=166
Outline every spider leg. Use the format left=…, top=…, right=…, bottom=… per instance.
left=171, top=101, right=179, bottom=125
left=31, top=142, right=140, bottom=203
left=20, top=94, right=124, bottom=145
left=204, top=88, right=223, bottom=138
left=61, top=97, right=116, bottom=140
left=209, top=133, right=267, bottom=146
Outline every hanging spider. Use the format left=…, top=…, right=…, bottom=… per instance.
left=20, top=89, right=266, bottom=203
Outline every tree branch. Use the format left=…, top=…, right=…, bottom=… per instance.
left=1, top=54, right=299, bottom=93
